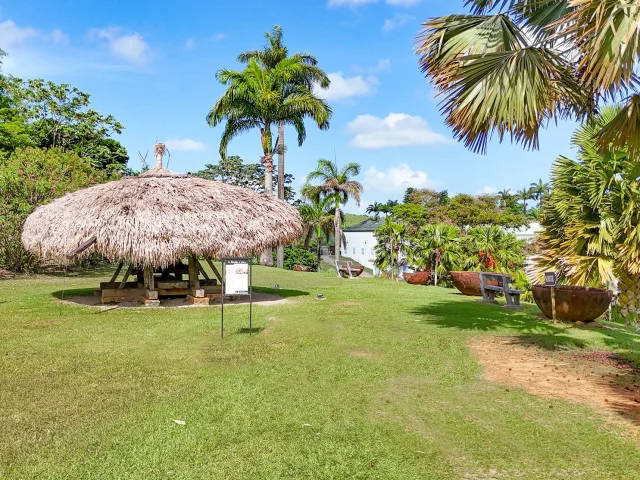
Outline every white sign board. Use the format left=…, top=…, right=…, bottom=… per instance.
left=225, top=262, right=249, bottom=295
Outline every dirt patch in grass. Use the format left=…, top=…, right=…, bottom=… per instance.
left=347, top=349, right=377, bottom=359
left=470, top=336, right=640, bottom=432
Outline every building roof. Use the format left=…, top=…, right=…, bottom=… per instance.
left=343, top=218, right=385, bottom=232
left=22, top=144, right=303, bottom=268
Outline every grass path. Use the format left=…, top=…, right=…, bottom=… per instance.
left=1, top=267, right=639, bottom=479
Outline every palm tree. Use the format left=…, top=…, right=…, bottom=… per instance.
left=498, top=188, right=512, bottom=208
left=530, top=179, right=550, bottom=202
left=465, top=225, right=524, bottom=273
left=237, top=26, right=331, bottom=268
left=366, top=202, right=383, bottom=219
left=374, top=217, right=407, bottom=281
left=298, top=192, right=336, bottom=272
left=208, top=59, right=330, bottom=265
left=529, top=106, right=640, bottom=320
left=515, top=187, right=532, bottom=213
left=413, top=224, right=460, bottom=287
left=305, top=158, right=363, bottom=268
left=415, top=1, right=640, bottom=156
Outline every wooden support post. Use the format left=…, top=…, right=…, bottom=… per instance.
left=118, top=263, right=133, bottom=290
left=143, top=266, right=155, bottom=291
left=188, top=256, right=200, bottom=289
left=197, top=260, right=210, bottom=280
left=109, top=261, right=124, bottom=284
left=66, top=236, right=97, bottom=259
left=205, top=257, right=223, bottom=283
left=551, top=285, right=557, bottom=323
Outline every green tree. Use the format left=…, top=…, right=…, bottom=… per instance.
left=410, top=223, right=461, bottom=287
left=530, top=106, right=640, bottom=320
left=374, top=217, right=407, bottom=281
left=529, top=179, right=550, bottom=202
left=305, top=158, right=363, bottom=268
left=190, top=155, right=295, bottom=200
left=415, top=0, right=640, bottom=156
left=208, top=59, right=331, bottom=264
left=464, top=225, right=525, bottom=273
left=237, top=26, right=331, bottom=269
left=515, top=188, right=532, bottom=213
left=0, top=147, right=115, bottom=271
left=298, top=192, right=336, bottom=271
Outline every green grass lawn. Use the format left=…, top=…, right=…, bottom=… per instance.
left=1, top=267, right=639, bottom=479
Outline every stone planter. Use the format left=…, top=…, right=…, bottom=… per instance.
left=404, top=271, right=431, bottom=285
left=532, top=285, right=612, bottom=322
left=450, top=271, right=499, bottom=296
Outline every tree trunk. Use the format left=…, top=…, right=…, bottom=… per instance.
left=334, top=205, right=341, bottom=275
left=434, top=257, right=439, bottom=287
left=616, top=270, right=640, bottom=323
left=276, top=122, right=285, bottom=269
left=316, top=225, right=322, bottom=272
left=260, top=153, right=274, bottom=267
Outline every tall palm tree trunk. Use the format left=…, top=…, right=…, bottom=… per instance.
left=260, top=153, right=275, bottom=266
left=276, top=122, right=285, bottom=269
left=434, top=255, right=439, bottom=287
left=334, top=202, right=341, bottom=275
left=316, top=224, right=322, bottom=272
left=616, top=270, right=640, bottom=322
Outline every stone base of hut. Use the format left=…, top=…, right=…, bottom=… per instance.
left=99, top=256, right=223, bottom=306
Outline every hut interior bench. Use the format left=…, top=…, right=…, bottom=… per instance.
left=479, top=272, right=523, bottom=309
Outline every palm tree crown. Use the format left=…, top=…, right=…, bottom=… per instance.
left=415, top=0, right=640, bottom=155
left=305, top=158, right=363, bottom=267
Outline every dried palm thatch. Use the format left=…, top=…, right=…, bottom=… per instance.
left=22, top=145, right=302, bottom=268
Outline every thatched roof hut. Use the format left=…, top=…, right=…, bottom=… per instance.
left=22, top=143, right=302, bottom=305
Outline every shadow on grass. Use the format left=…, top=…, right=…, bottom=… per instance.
left=254, top=287, right=310, bottom=299
left=410, top=300, right=562, bottom=334
left=39, top=264, right=117, bottom=278
left=52, top=288, right=96, bottom=300
left=236, top=327, right=265, bottom=335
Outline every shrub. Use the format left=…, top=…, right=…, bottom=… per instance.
left=0, top=147, right=114, bottom=272
left=274, top=246, right=318, bottom=271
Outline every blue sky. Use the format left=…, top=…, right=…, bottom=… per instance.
left=0, top=0, right=576, bottom=213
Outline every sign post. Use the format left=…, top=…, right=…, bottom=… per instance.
left=545, top=272, right=558, bottom=323
left=220, top=257, right=253, bottom=338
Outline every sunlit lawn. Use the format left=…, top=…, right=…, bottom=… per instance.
left=1, top=266, right=639, bottom=479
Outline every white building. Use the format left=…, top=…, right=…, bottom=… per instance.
left=342, top=218, right=385, bottom=272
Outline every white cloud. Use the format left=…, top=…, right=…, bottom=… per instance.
left=0, top=20, right=39, bottom=47
left=478, top=185, right=498, bottom=195
left=364, top=164, right=435, bottom=195
left=50, top=29, right=69, bottom=45
left=165, top=138, right=208, bottom=152
left=353, top=58, right=390, bottom=74
left=211, top=33, right=228, bottom=41
left=0, top=20, right=69, bottom=48
left=185, top=38, right=196, bottom=48
left=346, top=113, right=450, bottom=149
left=383, top=13, right=415, bottom=32
left=94, top=27, right=150, bottom=64
left=317, top=72, right=378, bottom=101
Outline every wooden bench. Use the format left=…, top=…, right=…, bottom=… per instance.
left=479, top=273, right=524, bottom=309
left=334, top=260, right=364, bottom=278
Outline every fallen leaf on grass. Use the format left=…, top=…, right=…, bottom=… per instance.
left=173, top=420, right=186, bottom=425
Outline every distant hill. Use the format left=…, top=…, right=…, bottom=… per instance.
left=343, top=214, right=370, bottom=229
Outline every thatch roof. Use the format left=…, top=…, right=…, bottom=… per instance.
left=22, top=145, right=302, bottom=268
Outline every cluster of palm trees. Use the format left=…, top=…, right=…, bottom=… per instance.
left=208, top=26, right=332, bottom=267
left=366, top=200, right=399, bottom=219
left=298, top=158, right=363, bottom=273
left=375, top=220, right=525, bottom=285
left=415, top=1, right=640, bottom=315
left=496, top=180, right=550, bottom=219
